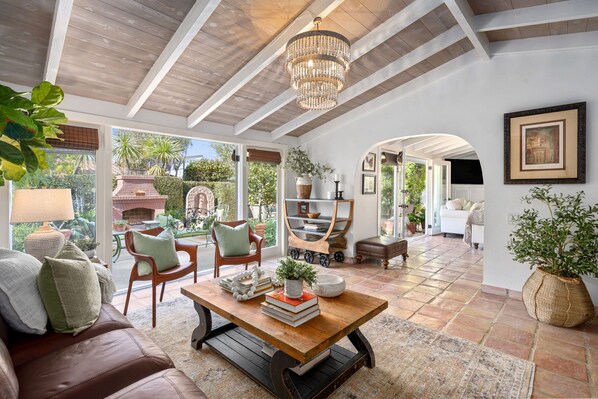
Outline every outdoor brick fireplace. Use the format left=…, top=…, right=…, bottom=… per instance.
left=112, top=175, right=167, bottom=224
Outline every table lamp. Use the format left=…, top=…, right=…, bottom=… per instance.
left=10, top=189, right=75, bottom=262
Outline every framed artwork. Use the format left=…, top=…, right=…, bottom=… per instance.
left=362, top=175, right=376, bottom=194
left=297, top=201, right=309, bottom=216
left=362, top=152, right=376, bottom=172
left=504, top=102, right=586, bottom=184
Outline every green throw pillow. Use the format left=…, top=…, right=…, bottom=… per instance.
left=213, top=222, right=250, bottom=257
left=132, top=229, right=180, bottom=276
left=38, top=241, right=101, bottom=335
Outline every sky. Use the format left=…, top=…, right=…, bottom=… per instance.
left=187, top=139, right=218, bottom=159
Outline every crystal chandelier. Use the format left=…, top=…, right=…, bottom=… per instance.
left=286, top=17, right=351, bottom=110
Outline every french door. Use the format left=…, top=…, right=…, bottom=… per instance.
left=426, top=160, right=451, bottom=235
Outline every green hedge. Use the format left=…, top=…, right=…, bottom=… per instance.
left=183, top=181, right=236, bottom=221
left=183, top=159, right=234, bottom=182
left=154, top=176, right=184, bottom=212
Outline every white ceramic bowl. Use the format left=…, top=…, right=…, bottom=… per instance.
left=313, top=275, right=345, bottom=297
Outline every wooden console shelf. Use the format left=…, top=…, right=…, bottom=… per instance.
left=283, top=198, right=354, bottom=267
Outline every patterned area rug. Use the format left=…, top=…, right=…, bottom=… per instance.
left=128, top=297, right=535, bottom=399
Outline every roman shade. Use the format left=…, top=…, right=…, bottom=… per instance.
left=47, top=125, right=99, bottom=151
left=247, top=149, right=281, bottom=164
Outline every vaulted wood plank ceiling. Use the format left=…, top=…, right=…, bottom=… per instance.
left=0, top=0, right=596, bottom=143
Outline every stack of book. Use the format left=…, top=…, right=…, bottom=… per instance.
left=303, top=222, right=327, bottom=232
left=220, top=274, right=274, bottom=299
left=261, top=289, right=319, bottom=327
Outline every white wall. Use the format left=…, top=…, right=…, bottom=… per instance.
left=303, top=48, right=598, bottom=301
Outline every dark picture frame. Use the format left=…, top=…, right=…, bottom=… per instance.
left=362, top=174, right=376, bottom=194
left=297, top=201, right=309, bottom=216
left=504, top=102, right=586, bottom=184
left=362, top=152, right=376, bottom=172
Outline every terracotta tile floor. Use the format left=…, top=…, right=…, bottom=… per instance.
left=112, top=235, right=597, bottom=398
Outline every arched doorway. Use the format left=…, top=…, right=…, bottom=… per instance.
left=358, top=134, right=484, bottom=248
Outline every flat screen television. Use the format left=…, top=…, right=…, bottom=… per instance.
left=447, top=159, right=483, bottom=185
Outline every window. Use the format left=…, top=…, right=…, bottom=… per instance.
left=11, top=148, right=97, bottom=251
left=247, top=149, right=281, bottom=249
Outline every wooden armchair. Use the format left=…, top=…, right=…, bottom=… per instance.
left=211, top=220, right=263, bottom=278
left=123, top=227, right=198, bottom=327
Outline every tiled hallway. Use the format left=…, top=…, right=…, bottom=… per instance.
left=112, top=235, right=597, bottom=398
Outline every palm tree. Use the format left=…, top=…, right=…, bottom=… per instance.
left=113, top=130, right=142, bottom=172
left=144, top=136, right=184, bottom=175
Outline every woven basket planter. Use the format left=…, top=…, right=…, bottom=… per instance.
left=522, top=267, right=595, bottom=327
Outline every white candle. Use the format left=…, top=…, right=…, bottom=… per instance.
left=338, top=183, right=343, bottom=191
left=334, top=174, right=339, bottom=182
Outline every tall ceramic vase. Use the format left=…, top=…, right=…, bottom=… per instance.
left=296, top=175, right=312, bottom=199
left=284, top=279, right=304, bottom=299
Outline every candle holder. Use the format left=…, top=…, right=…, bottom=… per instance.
left=334, top=181, right=344, bottom=200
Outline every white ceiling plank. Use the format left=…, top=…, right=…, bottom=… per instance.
left=444, top=0, right=490, bottom=60
left=126, top=0, right=221, bottom=118
left=413, top=136, right=459, bottom=151
left=271, top=25, right=466, bottom=140
left=44, top=0, right=74, bottom=83
left=491, top=31, right=598, bottom=56
left=187, top=0, right=345, bottom=128
left=233, top=0, right=445, bottom=136
left=475, top=0, right=598, bottom=32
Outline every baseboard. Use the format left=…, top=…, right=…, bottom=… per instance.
left=481, top=284, right=522, bottom=301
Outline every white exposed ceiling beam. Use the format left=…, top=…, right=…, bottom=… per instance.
left=475, top=0, right=598, bottom=32
left=421, top=139, right=467, bottom=153
left=444, top=0, right=490, bottom=60
left=233, top=0, right=445, bottom=135
left=187, top=0, right=345, bottom=128
left=491, top=30, right=598, bottom=56
left=271, top=25, right=466, bottom=140
left=298, top=51, right=481, bottom=145
left=396, top=136, right=440, bottom=148
left=413, top=136, right=457, bottom=151
left=434, top=143, right=472, bottom=158
left=126, top=0, right=221, bottom=118
left=447, top=150, right=477, bottom=159
left=44, top=0, right=74, bottom=83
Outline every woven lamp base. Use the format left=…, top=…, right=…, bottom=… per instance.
left=522, top=267, right=595, bottom=328
left=24, top=227, right=66, bottom=263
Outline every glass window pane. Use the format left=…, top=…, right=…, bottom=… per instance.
left=11, top=149, right=97, bottom=251
left=247, top=161, right=278, bottom=248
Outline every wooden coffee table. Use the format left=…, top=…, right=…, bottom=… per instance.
left=181, top=281, right=387, bottom=399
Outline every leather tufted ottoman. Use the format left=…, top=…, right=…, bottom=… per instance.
left=355, top=236, right=408, bottom=269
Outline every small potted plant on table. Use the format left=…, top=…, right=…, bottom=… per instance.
left=113, top=220, right=128, bottom=232
left=276, top=257, right=318, bottom=298
left=508, top=186, right=598, bottom=327
left=74, top=237, right=100, bottom=259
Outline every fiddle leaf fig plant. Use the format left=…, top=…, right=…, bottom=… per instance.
left=507, top=186, right=598, bottom=278
left=0, top=81, right=68, bottom=186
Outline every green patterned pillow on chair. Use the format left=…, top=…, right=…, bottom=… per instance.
left=213, top=222, right=250, bottom=257
left=132, top=229, right=180, bottom=276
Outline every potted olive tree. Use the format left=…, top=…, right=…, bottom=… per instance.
left=283, top=147, right=334, bottom=199
left=275, top=257, right=317, bottom=298
left=507, top=186, right=598, bottom=327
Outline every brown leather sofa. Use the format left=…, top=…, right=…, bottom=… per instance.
left=0, top=303, right=207, bottom=399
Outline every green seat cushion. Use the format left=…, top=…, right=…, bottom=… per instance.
left=213, top=222, right=250, bottom=257
left=37, top=242, right=101, bottom=335
left=132, top=229, right=180, bottom=276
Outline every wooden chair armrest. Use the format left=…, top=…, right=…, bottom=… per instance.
left=249, top=231, right=264, bottom=252
left=129, top=251, right=160, bottom=276
left=175, top=240, right=198, bottom=259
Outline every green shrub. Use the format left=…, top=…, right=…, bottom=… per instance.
left=183, top=159, right=234, bottom=182
left=183, top=181, right=236, bottom=220
left=265, top=219, right=277, bottom=247
left=154, top=176, right=184, bottom=212
left=11, top=223, right=40, bottom=252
